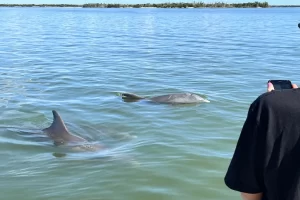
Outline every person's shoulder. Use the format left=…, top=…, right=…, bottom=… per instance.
left=252, top=88, right=300, bottom=110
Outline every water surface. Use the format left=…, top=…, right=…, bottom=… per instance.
left=0, top=7, right=300, bottom=200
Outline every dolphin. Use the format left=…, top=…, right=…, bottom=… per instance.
left=42, top=110, right=103, bottom=152
left=119, top=92, right=210, bottom=104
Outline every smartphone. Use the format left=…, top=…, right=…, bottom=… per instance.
left=268, top=80, right=293, bottom=90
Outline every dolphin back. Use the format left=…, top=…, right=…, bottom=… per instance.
left=150, top=93, right=210, bottom=104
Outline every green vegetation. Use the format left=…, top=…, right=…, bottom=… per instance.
left=0, top=4, right=81, bottom=7
left=82, top=2, right=269, bottom=8
left=0, top=2, right=300, bottom=8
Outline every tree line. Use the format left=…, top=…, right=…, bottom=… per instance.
left=82, top=2, right=269, bottom=8
left=2, top=2, right=299, bottom=8
left=0, top=4, right=81, bottom=7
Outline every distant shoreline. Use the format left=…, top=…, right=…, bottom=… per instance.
left=0, top=2, right=300, bottom=8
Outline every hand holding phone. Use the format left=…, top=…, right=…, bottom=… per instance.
left=268, top=80, right=293, bottom=90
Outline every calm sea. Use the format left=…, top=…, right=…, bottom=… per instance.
left=0, top=6, right=300, bottom=200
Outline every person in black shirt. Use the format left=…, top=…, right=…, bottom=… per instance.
left=224, top=81, right=299, bottom=200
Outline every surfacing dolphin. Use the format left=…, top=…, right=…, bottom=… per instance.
left=119, top=92, right=210, bottom=104
left=42, top=110, right=103, bottom=152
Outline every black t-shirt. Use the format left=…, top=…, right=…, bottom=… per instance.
left=225, top=88, right=300, bottom=200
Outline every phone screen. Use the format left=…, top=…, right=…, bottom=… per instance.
left=269, top=80, right=293, bottom=90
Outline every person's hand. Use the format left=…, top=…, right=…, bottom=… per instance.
left=267, top=82, right=298, bottom=92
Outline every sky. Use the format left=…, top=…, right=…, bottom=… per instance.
left=0, top=0, right=298, bottom=5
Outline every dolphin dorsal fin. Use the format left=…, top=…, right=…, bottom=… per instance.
left=43, top=110, right=69, bottom=135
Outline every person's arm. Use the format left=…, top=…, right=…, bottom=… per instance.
left=241, top=192, right=263, bottom=200
left=224, top=99, right=264, bottom=194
